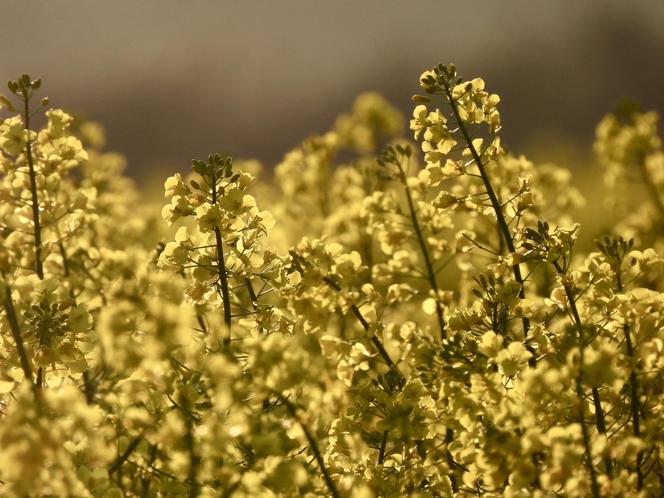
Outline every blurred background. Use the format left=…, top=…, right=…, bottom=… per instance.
left=1, top=0, right=663, bottom=182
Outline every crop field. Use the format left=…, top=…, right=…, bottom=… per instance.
left=1, top=60, right=663, bottom=497
left=1, top=3, right=664, bottom=495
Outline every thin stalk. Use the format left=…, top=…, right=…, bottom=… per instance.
left=291, top=252, right=407, bottom=473
left=220, top=473, right=246, bottom=498
left=624, top=322, right=645, bottom=489
left=1, top=281, right=34, bottom=384
left=441, top=83, right=530, bottom=339
left=196, top=314, right=208, bottom=334
left=214, top=226, right=232, bottom=333
left=58, top=241, right=70, bottom=277
left=290, top=252, right=400, bottom=373
left=321, top=274, right=399, bottom=374
left=553, top=261, right=613, bottom=477
left=210, top=173, right=232, bottom=339
left=444, top=428, right=460, bottom=493
left=378, top=430, right=388, bottom=465
left=553, top=256, right=600, bottom=493
left=59, top=239, right=95, bottom=404
left=22, top=92, right=44, bottom=280
left=576, top=364, right=601, bottom=498
left=245, top=277, right=258, bottom=309
left=185, top=414, right=200, bottom=498
left=140, top=444, right=158, bottom=498
left=81, top=370, right=95, bottom=404
left=22, top=91, right=46, bottom=388
left=109, top=434, right=144, bottom=475
left=319, top=275, right=407, bottom=471
left=277, top=394, right=341, bottom=498
left=616, top=270, right=645, bottom=489
left=396, top=161, right=446, bottom=340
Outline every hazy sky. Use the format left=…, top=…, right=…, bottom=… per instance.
left=1, top=1, right=663, bottom=177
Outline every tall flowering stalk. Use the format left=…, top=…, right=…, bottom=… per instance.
left=412, top=64, right=533, bottom=347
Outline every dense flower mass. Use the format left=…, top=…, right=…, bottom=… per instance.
left=1, top=65, right=664, bottom=497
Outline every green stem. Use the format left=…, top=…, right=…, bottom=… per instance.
left=397, top=162, right=446, bottom=340
left=196, top=314, right=208, bottom=334
left=321, top=274, right=400, bottom=375
left=220, top=473, right=246, bottom=498
left=59, top=238, right=96, bottom=404
left=185, top=413, right=200, bottom=498
left=22, top=90, right=46, bottom=388
left=378, top=430, right=388, bottom=465
left=576, top=364, right=601, bottom=498
left=213, top=226, right=232, bottom=334
left=553, top=261, right=613, bottom=477
left=22, top=92, right=44, bottom=280
left=555, top=264, right=600, bottom=495
left=277, top=394, right=341, bottom=498
left=140, top=444, right=158, bottom=498
left=616, top=269, right=644, bottom=489
left=624, top=322, right=645, bottom=489
left=245, top=277, right=258, bottom=309
left=290, top=252, right=400, bottom=374
left=1, top=281, right=34, bottom=385
left=210, top=173, right=232, bottom=340
left=109, top=434, right=144, bottom=475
